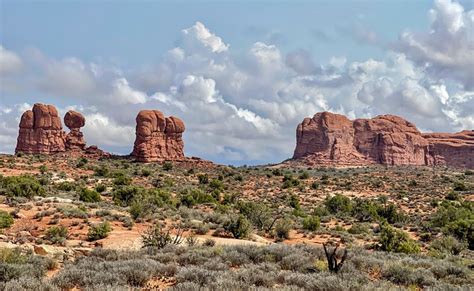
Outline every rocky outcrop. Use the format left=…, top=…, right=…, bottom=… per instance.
left=292, top=112, right=474, bottom=168
left=131, top=110, right=185, bottom=162
left=423, top=131, right=474, bottom=169
left=15, top=103, right=107, bottom=157
left=15, top=104, right=67, bottom=154
left=64, top=110, right=86, bottom=151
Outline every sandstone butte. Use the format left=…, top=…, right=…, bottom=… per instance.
left=15, top=103, right=105, bottom=157
left=293, top=111, right=474, bottom=169
left=131, top=109, right=185, bottom=162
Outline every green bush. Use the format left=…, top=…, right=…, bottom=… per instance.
left=95, top=184, right=106, bottom=193
left=179, top=188, right=216, bottom=207
left=237, top=201, right=272, bottom=231
left=0, top=211, right=14, bottom=229
left=56, top=181, right=76, bottom=192
left=0, top=175, right=45, bottom=198
left=274, top=219, right=292, bottom=241
left=197, top=174, right=209, bottom=184
left=162, top=162, right=173, bottom=171
left=78, top=188, right=101, bottom=203
left=94, top=165, right=110, bottom=177
left=45, top=226, right=68, bottom=245
left=224, top=215, right=251, bottom=239
left=430, top=201, right=473, bottom=249
left=378, top=223, right=420, bottom=254
left=453, top=181, right=467, bottom=191
left=430, top=235, right=466, bottom=256
left=87, top=222, right=112, bottom=241
left=113, top=172, right=132, bottom=186
left=325, top=194, right=353, bottom=214
left=113, top=186, right=145, bottom=207
left=302, top=215, right=320, bottom=231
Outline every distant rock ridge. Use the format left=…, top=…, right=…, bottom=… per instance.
left=292, top=111, right=474, bottom=169
left=131, top=110, right=185, bottom=162
left=15, top=103, right=106, bottom=157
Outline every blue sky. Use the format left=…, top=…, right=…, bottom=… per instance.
left=0, top=0, right=473, bottom=165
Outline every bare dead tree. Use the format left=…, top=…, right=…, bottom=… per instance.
left=323, top=243, right=348, bottom=273
left=142, top=224, right=184, bottom=250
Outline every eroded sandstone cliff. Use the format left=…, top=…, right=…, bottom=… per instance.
left=293, top=112, right=473, bottom=168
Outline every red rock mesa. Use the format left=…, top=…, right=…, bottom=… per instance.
left=131, top=110, right=185, bottom=162
left=293, top=111, right=474, bottom=168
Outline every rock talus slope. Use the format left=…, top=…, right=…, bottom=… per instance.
left=131, top=110, right=185, bottom=162
left=293, top=112, right=473, bottom=168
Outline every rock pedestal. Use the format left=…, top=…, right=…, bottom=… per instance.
left=64, top=110, right=86, bottom=151
left=131, top=110, right=185, bottom=162
left=15, top=104, right=66, bottom=154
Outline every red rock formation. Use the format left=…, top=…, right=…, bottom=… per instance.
left=64, top=110, right=86, bottom=151
left=131, top=110, right=185, bottom=162
left=15, top=103, right=66, bottom=154
left=423, top=130, right=474, bottom=169
left=293, top=112, right=473, bottom=168
left=15, top=104, right=108, bottom=158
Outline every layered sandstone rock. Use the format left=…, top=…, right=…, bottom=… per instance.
left=131, top=110, right=185, bottom=162
left=15, top=104, right=66, bottom=154
left=64, top=110, right=86, bottom=151
left=15, top=104, right=107, bottom=157
left=423, top=130, right=474, bottom=168
left=293, top=112, right=473, bottom=168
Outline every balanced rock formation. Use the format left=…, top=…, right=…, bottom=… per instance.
left=64, top=110, right=86, bottom=151
left=15, top=103, right=107, bottom=157
left=131, top=110, right=185, bottom=162
left=293, top=111, right=474, bottom=168
left=16, top=104, right=67, bottom=154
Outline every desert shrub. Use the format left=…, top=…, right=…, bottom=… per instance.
left=162, top=162, right=173, bottom=171
left=113, top=172, right=132, bottom=186
left=179, top=188, right=216, bottom=207
left=237, top=201, right=273, bottom=231
left=87, top=222, right=111, bottom=241
left=209, top=179, right=224, bottom=191
left=378, top=223, right=420, bottom=254
left=141, top=224, right=183, bottom=249
left=56, top=181, right=76, bottom=192
left=0, top=211, right=14, bottom=229
left=325, top=194, right=353, bottom=214
left=95, top=184, right=106, bottom=193
left=302, top=215, right=320, bottom=231
left=94, top=165, right=109, bottom=177
left=140, top=169, right=151, bottom=177
left=45, top=226, right=68, bottom=245
left=197, top=174, right=209, bottom=184
left=299, top=171, right=310, bottom=179
left=113, top=186, right=145, bottom=207
left=430, top=201, right=473, bottom=249
left=0, top=175, right=45, bottom=198
left=282, top=175, right=299, bottom=189
left=348, top=223, right=369, bottom=235
left=274, top=219, right=292, bottom=241
left=445, top=191, right=459, bottom=201
left=76, top=157, right=88, bottom=168
left=288, top=194, right=301, bottom=210
left=453, top=181, right=467, bottom=191
left=78, top=188, right=101, bottom=203
left=430, top=235, right=466, bottom=256
left=223, top=215, right=251, bottom=239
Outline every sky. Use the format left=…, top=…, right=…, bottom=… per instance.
left=0, top=0, right=473, bottom=165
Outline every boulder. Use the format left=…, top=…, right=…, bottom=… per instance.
left=64, top=110, right=86, bottom=150
left=132, top=110, right=185, bottom=162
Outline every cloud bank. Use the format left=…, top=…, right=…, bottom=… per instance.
left=1, top=0, right=473, bottom=165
